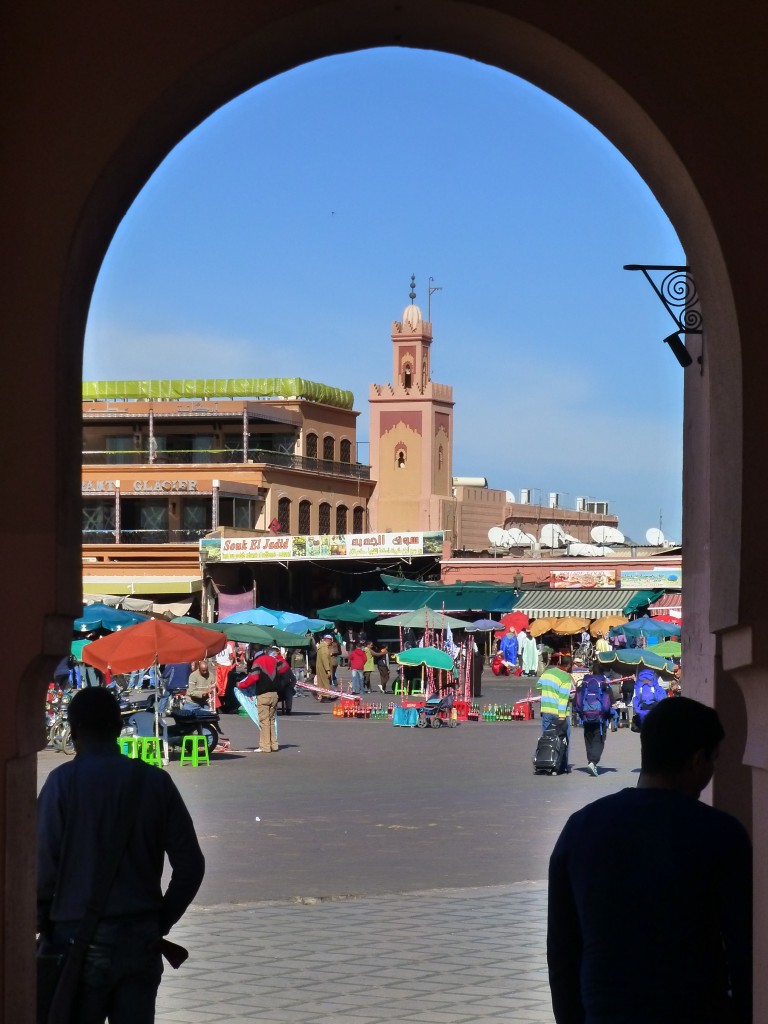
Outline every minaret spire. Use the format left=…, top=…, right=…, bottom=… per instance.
left=409, top=274, right=416, bottom=303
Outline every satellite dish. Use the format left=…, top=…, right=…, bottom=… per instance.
left=540, top=523, right=565, bottom=548
left=487, top=526, right=507, bottom=547
left=505, top=528, right=529, bottom=546
left=524, top=532, right=538, bottom=548
left=561, top=532, right=579, bottom=544
left=505, top=490, right=516, bottom=503
left=645, top=528, right=665, bottom=546
left=592, top=525, right=625, bottom=545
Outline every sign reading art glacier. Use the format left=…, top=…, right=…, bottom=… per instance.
left=202, top=531, right=445, bottom=563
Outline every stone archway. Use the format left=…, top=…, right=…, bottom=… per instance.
left=4, top=3, right=760, bottom=1020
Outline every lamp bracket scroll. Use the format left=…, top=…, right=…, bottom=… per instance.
left=624, top=264, right=703, bottom=371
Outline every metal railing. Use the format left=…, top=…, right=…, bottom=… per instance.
left=82, top=447, right=371, bottom=479
left=82, top=528, right=209, bottom=544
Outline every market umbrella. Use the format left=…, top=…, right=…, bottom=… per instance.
left=315, top=599, right=375, bottom=623
left=277, top=615, right=333, bottom=635
left=219, top=607, right=280, bottom=626
left=652, top=640, right=682, bottom=658
left=73, top=602, right=149, bottom=633
left=70, top=638, right=91, bottom=661
left=551, top=616, right=590, bottom=635
left=467, top=618, right=504, bottom=631
left=81, top=618, right=227, bottom=673
left=375, top=607, right=468, bottom=631
left=395, top=646, right=455, bottom=671
left=529, top=617, right=556, bottom=638
left=589, top=614, right=628, bottom=637
left=597, top=648, right=676, bottom=676
left=172, top=617, right=312, bottom=649
left=613, top=615, right=680, bottom=638
left=494, top=611, right=529, bottom=638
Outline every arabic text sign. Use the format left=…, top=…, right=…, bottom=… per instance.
left=208, top=531, right=444, bottom=562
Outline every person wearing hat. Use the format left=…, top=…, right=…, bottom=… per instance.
left=315, top=634, right=334, bottom=698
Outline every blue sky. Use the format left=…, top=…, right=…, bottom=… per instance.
left=84, top=48, right=685, bottom=543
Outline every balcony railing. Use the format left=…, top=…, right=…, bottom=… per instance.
left=82, top=447, right=371, bottom=479
left=82, top=528, right=209, bottom=544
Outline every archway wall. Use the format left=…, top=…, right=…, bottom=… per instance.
left=2, top=2, right=765, bottom=1021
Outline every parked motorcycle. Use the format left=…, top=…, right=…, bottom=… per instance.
left=138, top=693, right=221, bottom=754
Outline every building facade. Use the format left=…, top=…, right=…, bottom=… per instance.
left=81, top=379, right=375, bottom=603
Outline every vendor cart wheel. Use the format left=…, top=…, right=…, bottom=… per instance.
left=200, top=724, right=219, bottom=755
left=449, top=718, right=458, bottom=728
left=431, top=717, right=442, bottom=729
left=416, top=715, right=427, bottom=728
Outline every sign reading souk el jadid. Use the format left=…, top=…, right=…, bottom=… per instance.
left=201, top=531, right=445, bottom=563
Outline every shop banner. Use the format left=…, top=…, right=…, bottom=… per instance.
left=550, top=569, right=616, bottom=589
left=202, top=531, right=444, bottom=563
left=620, top=568, right=682, bottom=590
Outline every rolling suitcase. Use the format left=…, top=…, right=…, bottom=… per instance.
left=533, top=726, right=567, bottom=775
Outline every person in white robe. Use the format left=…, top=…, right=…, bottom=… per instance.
left=520, top=629, right=539, bottom=676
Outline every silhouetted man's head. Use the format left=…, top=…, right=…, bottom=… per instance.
left=68, top=686, right=122, bottom=744
left=640, top=696, right=725, bottom=795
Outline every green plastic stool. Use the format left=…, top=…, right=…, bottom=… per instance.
left=117, top=736, right=140, bottom=758
left=139, top=737, right=163, bottom=768
left=180, top=734, right=210, bottom=767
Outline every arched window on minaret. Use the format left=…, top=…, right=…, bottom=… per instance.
left=395, top=443, right=407, bottom=469
left=438, top=445, right=444, bottom=471
left=422, top=360, right=427, bottom=389
left=403, top=363, right=412, bottom=389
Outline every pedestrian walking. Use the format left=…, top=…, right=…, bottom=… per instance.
left=573, top=670, right=612, bottom=776
left=363, top=641, right=375, bottom=692
left=375, top=646, right=391, bottom=693
left=348, top=643, right=367, bottom=695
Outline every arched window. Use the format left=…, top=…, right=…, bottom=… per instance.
left=298, top=499, right=311, bottom=534
left=277, top=496, right=291, bottom=533
left=339, top=438, right=351, bottom=464
left=438, top=445, right=444, bottom=470
left=306, top=433, right=318, bottom=459
left=319, top=502, right=331, bottom=534
left=395, top=443, right=407, bottom=469
left=353, top=505, right=364, bottom=533
left=403, top=363, right=412, bottom=389
left=336, top=504, right=348, bottom=533
left=323, top=436, right=335, bottom=461
left=422, top=360, right=428, bottom=388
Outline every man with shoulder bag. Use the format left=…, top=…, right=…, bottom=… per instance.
left=37, top=686, right=205, bottom=1024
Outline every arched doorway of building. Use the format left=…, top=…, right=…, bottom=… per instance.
left=5, top=4, right=751, bottom=1020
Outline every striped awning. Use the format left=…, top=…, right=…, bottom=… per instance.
left=513, top=589, right=647, bottom=619
left=649, top=592, right=682, bottom=616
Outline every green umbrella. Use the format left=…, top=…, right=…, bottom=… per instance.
left=70, top=638, right=91, bottom=661
left=652, top=640, right=682, bottom=658
left=172, top=617, right=310, bottom=648
left=395, top=646, right=454, bottom=671
left=375, top=606, right=468, bottom=630
left=597, top=649, right=676, bottom=676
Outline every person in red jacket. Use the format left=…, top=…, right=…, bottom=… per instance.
left=239, top=649, right=281, bottom=753
left=348, top=643, right=367, bottom=695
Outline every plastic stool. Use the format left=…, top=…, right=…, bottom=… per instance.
left=180, top=734, right=210, bottom=767
left=139, top=737, right=163, bottom=768
left=393, top=679, right=408, bottom=695
left=117, top=736, right=140, bottom=758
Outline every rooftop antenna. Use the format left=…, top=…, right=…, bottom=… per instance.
left=428, top=276, right=442, bottom=321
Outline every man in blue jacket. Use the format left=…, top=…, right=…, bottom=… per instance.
left=499, top=629, right=519, bottom=671
left=547, top=696, right=752, bottom=1024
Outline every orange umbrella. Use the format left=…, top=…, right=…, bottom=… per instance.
left=551, top=616, right=590, bottom=635
left=81, top=618, right=227, bottom=673
left=529, top=617, right=556, bottom=637
left=589, top=614, right=628, bottom=637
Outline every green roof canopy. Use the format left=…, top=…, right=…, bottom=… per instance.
left=83, top=377, right=354, bottom=410
left=319, top=584, right=519, bottom=620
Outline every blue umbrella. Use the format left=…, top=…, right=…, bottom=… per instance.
left=277, top=615, right=334, bottom=634
left=467, top=618, right=504, bottom=631
left=74, top=602, right=149, bottom=633
left=219, top=607, right=280, bottom=626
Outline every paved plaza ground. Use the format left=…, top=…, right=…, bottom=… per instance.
left=38, top=672, right=643, bottom=1022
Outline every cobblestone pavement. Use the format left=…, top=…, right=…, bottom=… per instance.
left=156, top=882, right=555, bottom=1024
left=39, top=671, right=642, bottom=1022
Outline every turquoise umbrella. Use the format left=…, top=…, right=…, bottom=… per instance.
left=597, top=649, right=676, bottom=676
left=395, top=646, right=454, bottom=671
left=74, top=602, right=149, bottom=633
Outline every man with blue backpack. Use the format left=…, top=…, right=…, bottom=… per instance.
left=574, top=667, right=613, bottom=776
left=632, top=667, right=666, bottom=729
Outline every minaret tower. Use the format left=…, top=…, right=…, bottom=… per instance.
left=368, top=276, right=455, bottom=535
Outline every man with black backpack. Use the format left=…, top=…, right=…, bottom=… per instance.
left=574, top=666, right=613, bottom=776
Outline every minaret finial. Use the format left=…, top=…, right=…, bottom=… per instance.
left=409, top=274, right=416, bottom=303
